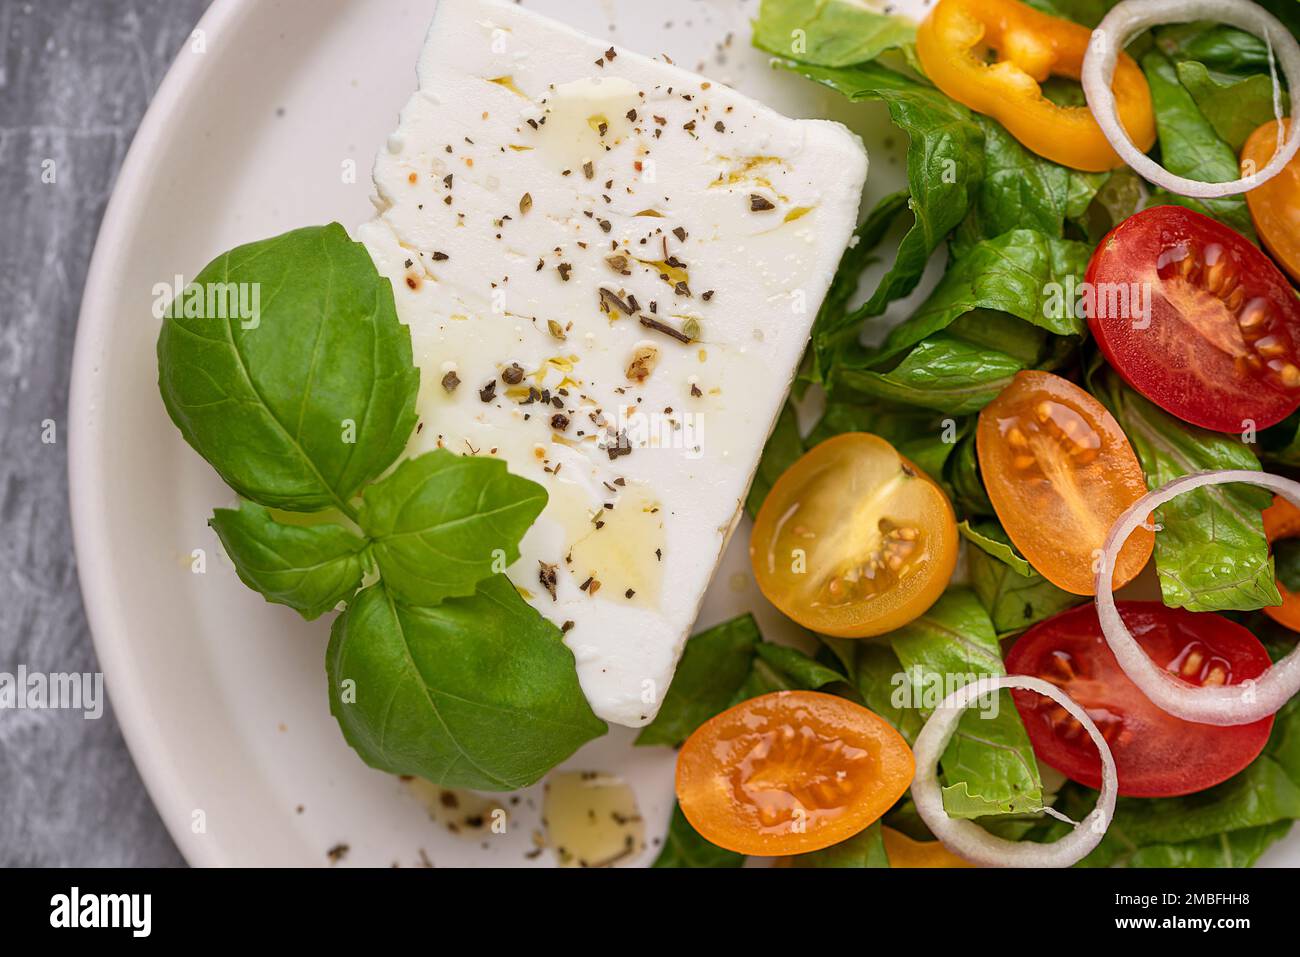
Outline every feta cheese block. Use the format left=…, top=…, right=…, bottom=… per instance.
left=357, top=0, right=867, bottom=727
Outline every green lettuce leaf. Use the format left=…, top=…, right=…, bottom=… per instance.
left=967, top=520, right=1084, bottom=635
left=765, top=59, right=984, bottom=350
left=883, top=589, right=1044, bottom=817
left=1094, top=370, right=1280, bottom=613
left=959, top=519, right=1034, bottom=578
left=1175, top=60, right=1289, bottom=152
left=1142, top=51, right=1255, bottom=238
left=785, top=821, right=890, bottom=868
left=652, top=804, right=745, bottom=868
left=752, top=0, right=916, bottom=67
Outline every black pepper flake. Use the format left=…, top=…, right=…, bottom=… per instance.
left=683, top=120, right=696, bottom=132
left=479, top=380, right=497, bottom=402
left=557, top=262, right=573, bottom=281
left=714, top=121, right=725, bottom=132
left=690, top=382, right=703, bottom=397
left=527, top=117, right=539, bottom=129
left=551, top=413, right=569, bottom=431
left=432, top=251, right=449, bottom=261
left=561, top=620, right=575, bottom=633
left=583, top=160, right=594, bottom=180
left=538, top=561, right=558, bottom=601
left=625, top=588, right=635, bottom=599
left=579, top=576, right=594, bottom=592
left=606, top=254, right=630, bottom=275
left=750, top=194, right=776, bottom=212
left=441, top=370, right=461, bottom=393
left=702, top=289, right=715, bottom=301
left=598, top=219, right=612, bottom=233
left=626, top=108, right=638, bottom=121
left=605, top=47, right=617, bottom=61
left=672, top=226, right=687, bottom=242
left=501, top=363, right=525, bottom=385
left=443, top=174, right=453, bottom=188
left=673, top=280, right=692, bottom=297
left=327, top=844, right=349, bottom=864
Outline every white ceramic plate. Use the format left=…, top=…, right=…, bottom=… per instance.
left=69, top=0, right=1299, bottom=867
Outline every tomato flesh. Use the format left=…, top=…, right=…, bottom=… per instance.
left=675, top=691, right=914, bottom=856
left=1087, top=205, right=1300, bottom=432
left=750, top=433, right=958, bottom=638
left=978, top=370, right=1152, bottom=595
left=1263, top=493, right=1300, bottom=632
left=1006, top=602, right=1274, bottom=797
left=1242, top=119, right=1300, bottom=284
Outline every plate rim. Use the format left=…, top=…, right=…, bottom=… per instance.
left=67, top=0, right=258, bottom=868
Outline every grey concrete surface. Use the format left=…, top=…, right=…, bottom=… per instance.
left=0, top=0, right=215, bottom=867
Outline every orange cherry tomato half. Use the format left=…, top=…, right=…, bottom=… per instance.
left=977, top=370, right=1153, bottom=595
left=750, top=433, right=959, bottom=638
left=675, top=691, right=915, bottom=856
left=1263, top=494, right=1300, bottom=631
left=916, top=0, right=1155, bottom=171
left=882, top=827, right=973, bottom=868
left=1242, top=119, right=1300, bottom=285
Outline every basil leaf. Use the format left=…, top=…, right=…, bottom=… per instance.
left=635, top=615, right=761, bottom=748
left=959, top=520, right=1034, bottom=578
left=1141, top=51, right=1255, bottom=238
left=1175, top=60, right=1289, bottom=152
left=327, top=578, right=605, bottom=791
left=209, top=500, right=369, bottom=620
left=968, top=533, right=1083, bottom=636
left=157, top=223, right=419, bottom=513
left=837, top=334, right=1026, bottom=415
left=753, top=0, right=916, bottom=67
left=358, top=449, right=547, bottom=605
left=1095, top=371, right=1280, bottom=613
left=887, top=589, right=1044, bottom=817
left=768, top=59, right=984, bottom=335
left=747, top=402, right=804, bottom=518
left=786, top=821, right=890, bottom=868
left=953, top=115, right=1107, bottom=257
left=652, top=804, right=744, bottom=868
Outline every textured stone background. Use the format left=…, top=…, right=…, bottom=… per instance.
left=0, top=0, right=214, bottom=867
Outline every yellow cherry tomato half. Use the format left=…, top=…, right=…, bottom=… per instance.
left=882, top=827, right=974, bottom=868
left=977, top=371, right=1153, bottom=595
left=1242, top=119, right=1300, bottom=285
left=750, top=433, right=959, bottom=638
left=675, top=691, right=915, bottom=857
left=1263, top=493, right=1300, bottom=632
left=917, top=0, right=1155, bottom=171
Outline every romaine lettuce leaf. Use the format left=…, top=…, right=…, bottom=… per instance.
left=1141, top=51, right=1256, bottom=238
left=883, top=589, right=1045, bottom=818
left=1094, top=369, right=1280, bottom=613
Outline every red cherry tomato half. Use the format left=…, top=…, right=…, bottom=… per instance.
left=1086, top=206, right=1300, bottom=433
left=1005, top=602, right=1274, bottom=797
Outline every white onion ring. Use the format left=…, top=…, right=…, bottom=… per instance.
left=1082, top=0, right=1300, bottom=198
left=1097, top=469, right=1300, bottom=725
left=912, top=675, right=1117, bottom=868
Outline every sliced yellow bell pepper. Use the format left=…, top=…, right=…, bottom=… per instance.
left=917, top=0, right=1155, bottom=171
